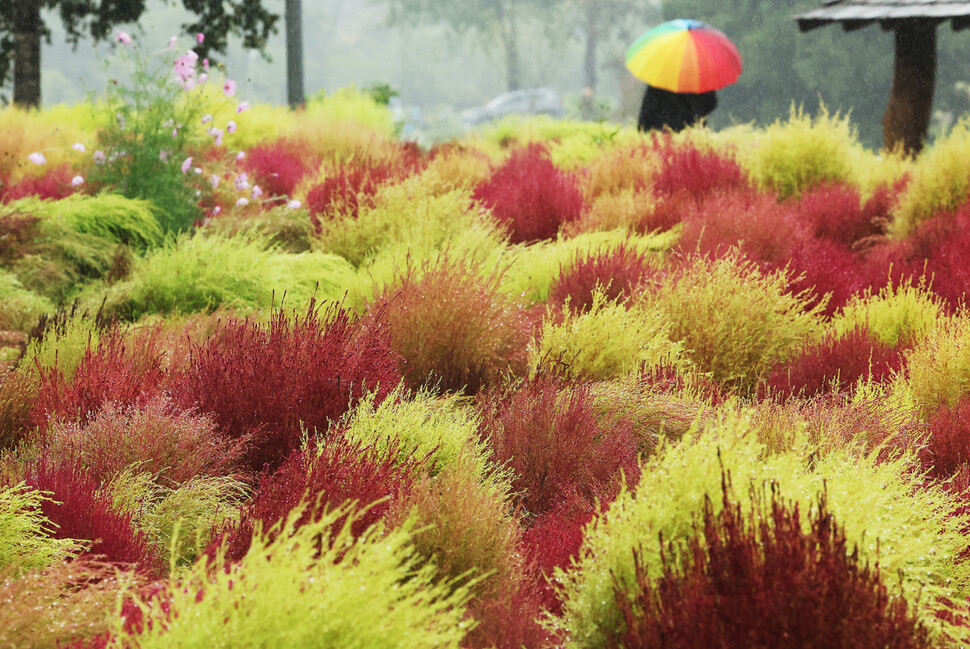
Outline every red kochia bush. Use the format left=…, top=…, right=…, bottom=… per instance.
left=30, top=330, right=168, bottom=429
left=549, top=243, right=658, bottom=313
left=24, top=456, right=163, bottom=577
left=920, top=397, right=970, bottom=481
left=788, top=182, right=887, bottom=247
left=44, top=396, right=244, bottom=486
left=520, top=504, right=595, bottom=613
left=365, top=255, right=535, bottom=395
left=472, top=143, right=584, bottom=243
left=763, top=327, right=904, bottom=401
left=607, top=480, right=932, bottom=649
left=240, top=138, right=319, bottom=198
left=784, top=237, right=869, bottom=316
left=676, top=186, right=811, bottom=267
left=478, top=377, right=639, bottom=522
left=216, top=438, right=417, bottom=563
left=306, top=163, right=395, bottom=225
left=2, top=164, right=79, bottom=202
left=173, top=302, right=402, bottom=472
left=649, top=135, right=749, bottom=200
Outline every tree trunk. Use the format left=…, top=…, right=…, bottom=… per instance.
left=13, top=0, right=43, bottom=109
left=581, top=0, right=600, bottom=120
left=495, top=1, right=521, bottom=91
left=882, top=20, right=936, bottom=155
left=285, top=0, right=305, bottom=109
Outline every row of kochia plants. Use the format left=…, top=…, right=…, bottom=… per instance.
left=7, top=33, right=970, bottom=649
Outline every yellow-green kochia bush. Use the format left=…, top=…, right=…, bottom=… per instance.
left=640, top=250, right=825, bottom=395
left=0, top=270, right=53, bottom=332
left=830, top=277, right=944, bottom=347
left=15, top=194, right=164, bottom=252
left=0, top=483, right=79, bottom=575
left=553, top=414, right=970, bottom=648
left=124, top=504, right=471, bottom=649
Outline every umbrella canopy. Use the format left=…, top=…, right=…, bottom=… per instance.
left=625, top=19, right=743, bottom=94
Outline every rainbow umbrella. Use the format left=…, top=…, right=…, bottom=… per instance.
left=625, top=19, right=743, bottom=94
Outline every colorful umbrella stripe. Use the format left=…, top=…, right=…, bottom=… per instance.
left=626, top=19, right=743, bottom=94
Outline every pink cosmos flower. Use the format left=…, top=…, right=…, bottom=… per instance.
left=72, top=142, right=86, bottom=153
left=226, top=120, right=237, bottom=134
left=93, top=150, right=106, bottom=164
left=236, top=151, right=246, bottom=161
left=116, top=31, right=132, bottom=45
left=213, top=206, right=222, bottom=216
left=287, top=199, right=302, bottom=209
left=223, top=79, right=237, bottom=98
left=198, top=73, right=208, bottom=84
left=209, top=175, right=221, bottom=189
left=236, top=101, right=250, bottom=114
left=181, top=156, right=193, bottom=174
left=159, top=150, right=171, bottom=162
left=27, top=152, right=46, bottom=165
left=202, top=114, right=213, bottom=124
left=236, top=197, right=249, bottom=207
left=71, top=175, right=85, bottom=187
left=168, top=36, right=178, bottom=49
left=251, top=185, right=263, bottom=199
left=234, top=173, right=249, bottom=191
left=196, top=33, right=205, bottom=44
left=203, top=58, right=210, bottom=71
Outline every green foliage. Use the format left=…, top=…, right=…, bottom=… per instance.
left=890, top=119, right=970, bottom=238
left=641, top=251, right=825, bottom=394
left=20, top=309, right=100, bottom=381
left=741, top=105, right=860, bottom=198
left=314, top=174, right=504, bottom=268
left=900, top=315, right=970, bottom=416
left=0, top=483, right=79, bottom=575
left=109, top=470, right=245, bottom=572
left=0, top=270, right=53, bottom=332
left=97, top=231, right=355, bottom=320
left=304, top=85, right=397, bottom=137
left=205, top=203, right=314, bottom=253
left=554, top=416, right=970, bottom=648
left=530, top=289, right=684, bottom=382
left=84, top=42, right=213, bottom=234
left=500, top=229, right=671, bottom=304
left=339, top=387, right=498, bottom=488
left=831, top=278, right=943, bottom=347
left=125, top=504, right=471, bottom=649
left=27, top=194, right=164, bottom=252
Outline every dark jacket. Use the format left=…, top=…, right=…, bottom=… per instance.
left=637, top=86, right=717, bottom=132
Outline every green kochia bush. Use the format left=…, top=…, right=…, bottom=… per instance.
left=96, top=231, right=356, bottom=319
left=0, top=270, right=53, bottom=332
left=125, top=504, right=471, bottom=649
left=14, top=194, right=164, bottom=252
left=641, top=251, right=825, bottom=394
left=0, top=483, right=79, bottom=575
left=554, top=416, right=970, bottom=648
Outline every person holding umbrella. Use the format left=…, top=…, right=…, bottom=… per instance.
left=626, top=19, right=742, bottom=132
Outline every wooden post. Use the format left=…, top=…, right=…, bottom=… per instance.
left=12, top=0, right=43, bottom=108
left=882, top=19, right=936, bottom=154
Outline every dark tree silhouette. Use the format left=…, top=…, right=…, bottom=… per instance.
left=0, top=0, right=279, bottom=108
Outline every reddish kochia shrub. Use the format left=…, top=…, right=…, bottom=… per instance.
left=607, top=480, right=932, bottom=649
left=784, top=237, right=869, bottom=316
left=173, top=303, right=402, bottom=472
left=472, top=143, right=585, bottom=243
left=478, top=377, right=639, bottom=522
left=549, top=243, right=659, bottom=313
left=365, top=256, right=535, bottom=395
left=920, top=397, right=970, bottom=481
left=30, top=330, right=168, bottom=429
left=0, top=368, right=36, bottom=452
left=676, top=186, right=811, bottom=268
left=240, top=138, right=319, bottom=198
left=2, top=164, right=78, bottom=202
left=788, top=182, right=888, bottom=247
left=306, top=163, right=396, bottom=226
left=24, top=456, right=163, bottom=577
left=215, top=438, right=417, bottom=563
left=44, top=396, right=245, bottom=486
left=763, top=327, right=905, bottom=401
left=0, top=211, right=41, bottom=262
left=520, top=504, right=595, bottom=613
left=649, top=135, right=749, bottom=200
left=463, top=581, right=559, bottom=649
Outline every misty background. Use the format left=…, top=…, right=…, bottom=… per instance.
left=34, top=0, right=970, bottom=150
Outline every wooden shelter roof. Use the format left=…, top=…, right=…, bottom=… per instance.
left=794, top=0, right=970, bottom=31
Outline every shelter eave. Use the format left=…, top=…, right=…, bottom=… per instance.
left=794, top=4, right=970, bottom=31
